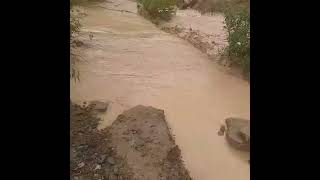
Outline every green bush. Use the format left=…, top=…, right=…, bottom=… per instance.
left=224, top=4, right=250, bottom=77
left=138, top=0, right=177, bottom=21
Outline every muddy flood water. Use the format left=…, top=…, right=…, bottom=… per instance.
left=71, top=1, right=250, bottom=180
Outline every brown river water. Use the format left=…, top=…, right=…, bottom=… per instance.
left=71, top=1, right=250, bottom=179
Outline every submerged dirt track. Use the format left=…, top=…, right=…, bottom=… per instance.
left=71, top=1, right=250, bottom=179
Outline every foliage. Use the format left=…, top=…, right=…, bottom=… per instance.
left=223, top=3, right=250, bottom=77
left=70, top=13, right=81, bottom=39
left=138, top=0, right=177, bottom=21
left=70, top=7, right=82, bottom=81
left=71, top=0, right=104, bottom=7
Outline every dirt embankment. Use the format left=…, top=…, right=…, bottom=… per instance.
left=71, top=102, right=192, bottom=180
left=161, top=25, right=220, bottom=58
left=158, top=8, right=228, bottom=65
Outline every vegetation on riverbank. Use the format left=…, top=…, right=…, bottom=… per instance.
left=71, top=0, right=104, bottom=6
left=70, top=1, right=82, bottom=81
left=223, top=2, right=250, bottom=78
left=174, top=0, right=250, bottom=79
left=137, top=0, right=177, bottom=23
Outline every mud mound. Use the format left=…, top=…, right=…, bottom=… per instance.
left=108, top=105, right=192, bottom=179
left=71, top=103, right=192, bottom=180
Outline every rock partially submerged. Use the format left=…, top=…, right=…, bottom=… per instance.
left=218, top=124, right=226, bottom=136
left=88, top=101, right=109, bottom=112
left=225, top=117, right=250, bottom=151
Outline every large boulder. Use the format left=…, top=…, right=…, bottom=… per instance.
left=225, top=117, right=250, bottom=151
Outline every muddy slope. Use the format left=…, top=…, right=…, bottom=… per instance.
left=108, top=105, right=192, bottom=179
left=71, top=103, right=191, bottom=180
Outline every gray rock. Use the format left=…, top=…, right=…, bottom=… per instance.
left=89, top=101, right=109, bottom=112
left=107, top=157, right=115, bottom=165
left=225, top=117, right=250, bottom=151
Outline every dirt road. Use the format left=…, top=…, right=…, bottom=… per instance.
left=71, top=1, right=250, bottom=179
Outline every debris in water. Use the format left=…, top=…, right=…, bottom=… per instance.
left=89, top=101, right=109, bottom=112
left=218, top=124, right=226, bottom=136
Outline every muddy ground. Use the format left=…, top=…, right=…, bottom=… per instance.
left=71, top=102, right=192, bottom=180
